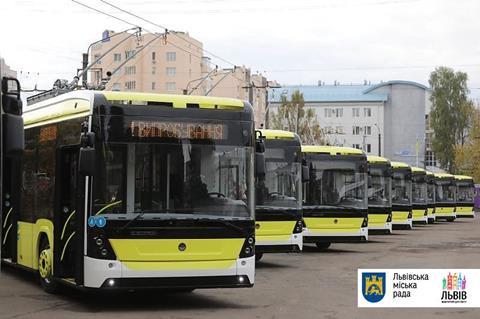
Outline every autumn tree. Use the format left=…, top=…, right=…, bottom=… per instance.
left=455, top=108, right=480, bottom=180
left=429, top=67, right=474, bottom=173
left=269, top=90, right=324, bottom=144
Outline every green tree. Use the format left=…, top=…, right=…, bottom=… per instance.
left=455, top=108, right=480, bottom=180
left=429, top=67, right=474, bottom=173
left=269, top=90, right=324, bottom=144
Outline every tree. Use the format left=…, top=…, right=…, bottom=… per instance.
left=429, top=67, right=474, bottom=173
left=269, top=90, right=324, bottom=144
left=455, top=108, right=480, bottom=180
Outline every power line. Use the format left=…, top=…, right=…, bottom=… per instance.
left=71, top=0, right=141, bottom=28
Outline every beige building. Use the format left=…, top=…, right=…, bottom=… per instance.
left=89, top=30, right=272, bottom=127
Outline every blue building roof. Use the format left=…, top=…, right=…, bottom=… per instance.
left=268, top=81, right=429, bottom=103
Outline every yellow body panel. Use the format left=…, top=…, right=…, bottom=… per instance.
left=392, top=211, right=410, bottom=223
left=24, top=98, right=90, bottom=128
left=17, top=219, right=54, bottom=270
left=255, top=221, right=296, bottom=242
left=258, top=129, right=296, bottom=140
left=390, top=161, right=410, bottom=169
left=427, top=207, right=435, bottom=218
left=303, top=217, right=364, bottom=234
left=456, top=206, right=474, bottom=216
left=367, top=155, right=389, bottom=164
left=302, top=145, right=363, bottom=156
left=412, top=208, right=427, bottom=220
left=435, top=206, right=455, bottom=217
left=368, top=214, right=389, bottom=227
left=109, top=238, right=244, bottom=262
left=102, top=91, right=244, bottom=109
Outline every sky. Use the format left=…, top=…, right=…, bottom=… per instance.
left=1, top=0, right=479, bottom=101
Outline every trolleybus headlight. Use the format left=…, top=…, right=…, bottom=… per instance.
left=245, top=247, right=251, bottom=254
left=101, top=249, right=109, bottom=257
left=240, top=235, right=255, bottom=258
left=294, top=220, right=303, bottom=233
left=408, top=212, right=412, bottom=219
left=248, top=237, right=255, bottom=245
left=361, top=217, right=368, bottom=228
left=96, top=238, right=104, bottom=247
left=387, top=214, right=392, bottom=222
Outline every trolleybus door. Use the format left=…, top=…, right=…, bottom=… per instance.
left=53, top=146, right=83, bottom=283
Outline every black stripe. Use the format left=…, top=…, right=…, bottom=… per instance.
left=456, top=203, right=474, bottom=208
left=392, top=205, right=412, bottom=212
left=255, top=209, right=302, bottom=221
left=368, top=206, right=392, bottom=214
left=412, top=204, right=428, bottom=210
left=302, top=209, right=367, bottom=218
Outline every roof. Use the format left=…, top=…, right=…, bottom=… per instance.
left=268, top=85, right=387, bottom=103
left=454, top=175, right=473, bottom=181
left=390, top=161, right=411, bottom=169
left=411, top=166, right=426, bottom=174
left=363, top=80, right=429, bottom=94
left=367, top=155, right=389, bottom=164
left=426, top=171, right=434, bottom=176
left=258, top=129, right=296, bottom=140
left=302, top=145, right=364, bottom=156
left=434, top=172, right=455, bottom=179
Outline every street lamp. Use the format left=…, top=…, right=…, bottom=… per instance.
left=374, top=123, right=382, bottom=156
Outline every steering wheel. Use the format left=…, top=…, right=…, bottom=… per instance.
left=208, top=192, right=226, bottom=198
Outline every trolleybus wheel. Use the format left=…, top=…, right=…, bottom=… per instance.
left=447, top=217, right=455, bottom=222
left=255, top=253, right=263, bottom=262
left=315, top=242, right=331, bottom=250
left=38, top=239, right=58, bottom=294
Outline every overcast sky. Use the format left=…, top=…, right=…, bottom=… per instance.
left=1, top=0, right=479, bottom=100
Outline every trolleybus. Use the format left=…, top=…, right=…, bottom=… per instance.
left=425, top=171, right=436, bottom=223
left=411, top=167, right=428, bottom=224
left=434, top=173, right=456, bottom=222
left=391, top=162, right=413, bottom=229
left=254, top=129, right=303, bottom=261
left=454, top=175, right=475, bottom=218
left=302, top=146, right=368, bottom=249
left=2, top=90, right=261, bottom=292
left=366, top=155, right=392, bottom=234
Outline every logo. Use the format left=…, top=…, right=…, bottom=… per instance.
left=441, top=272, right=467, bottom=303
left=178, top=243, right=187, bottom=251
left=362, top=272, right=386, bottom=303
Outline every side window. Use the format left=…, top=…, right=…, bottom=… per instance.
left=20, top=128, right=37, bottom=222
left=36, top=125, right=58, bottom=220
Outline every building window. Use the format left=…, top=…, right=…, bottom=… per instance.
left=166, top=67, right=176, bottom=77
left=125, top=50, right=135, bottom=59
left=352, top=108, right=360, bottom=117
left=335, top=108, right=343, bottom=117
left=366, top=144, right=372, bottom=153
left=152, top=52, right=156, bottom=61
left=125, top=81, right=136, bottom=91
left=165, top=82, right=176, bottom=91
left=93, top=54, right=101, bottom=64
left=113, top=53, right=121, bottom=62
left=364, top=107, right=372, bottom=117
left=125, top=66, right=136, bottom=75
left=324, top=108, right=333, bottom=118
left=152, top=82, right=156, bottom=90
left=336, top=126, right=343, bottom=134
left=352, top=144, right=361, bottom=149
left=166, top=51, right=176, bottom=61
left=152, top=67, right=156, bottom=75
left=365, top=126, right=372, bottom=135
left=352, top=126, right=361, bottom=135
left=112, top=83, right=121, bottom=91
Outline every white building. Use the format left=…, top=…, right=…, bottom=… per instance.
left=268, top=81, right=430, bottom=167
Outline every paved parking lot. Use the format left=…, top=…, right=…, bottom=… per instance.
left=1, top=218, right=480, bottom=319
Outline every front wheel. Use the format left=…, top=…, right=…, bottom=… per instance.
left=315, top=242, right=331, bottom=250
left=38, top=239, right=58, bottom=294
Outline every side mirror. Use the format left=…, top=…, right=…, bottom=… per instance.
left=3, top=113, right=24, bottom=156
left=255, top=152, right=266, bottom=179
left=79, top=147, right=96, bottom=176
left=302, top=164, right=310, bottom=182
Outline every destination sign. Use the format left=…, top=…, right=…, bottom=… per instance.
left=130, top=120, right=226, bottom=140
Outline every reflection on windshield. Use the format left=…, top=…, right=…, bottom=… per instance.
left=427, top=183, right=435, bottom=204
left=457, top=184, right=474, bottom=203
left=368, top=168, right=391, bottom=207
left=256, top=159, right=301, bottom=209
left=93, top=141, right=253, bottom=219
left=392, top=172, right=412, bottom=205
left=304, top=160, right=367, bottom=209
left=435, top=180, right=455, bottom=203
left=412, top=175, right=427, bottom=204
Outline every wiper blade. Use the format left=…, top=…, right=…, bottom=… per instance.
left=194, top=218, right=247, bottom=236
left=116, top=211, right=145, bottom=233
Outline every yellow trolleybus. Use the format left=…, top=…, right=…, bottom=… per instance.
left=2, top=90, right=261, bottom=292
left=434, top=173, right=456, bottom=222
left=411, top=167, right=428, bottom=224
left=425, top=171, right=436, bottom=223
left=302, top=146, right=368, bottom=249
left=454, top=175, right=475, bottom=218
left=366, top=155, right=392, bottom=234
left=391, top=162, right=413, bottom=229
left=254, top=129, right=303, bottom=261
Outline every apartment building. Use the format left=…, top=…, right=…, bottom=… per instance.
left=268, top=81, right=429, bottom=167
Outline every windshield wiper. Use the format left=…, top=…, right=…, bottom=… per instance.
left=116, top=211, right=146, bottom=233
left=194, top=218, right=247, bottom=236
left=116, top=209, right=194, bottom=232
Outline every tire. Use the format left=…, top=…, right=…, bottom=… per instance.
left=315, top=242, right=331, bottom=249
left=38, top=238, right=58, bottom=294
left=447, top=217, right=455, bottom=222
left=255, top=253, right=263, bottom=262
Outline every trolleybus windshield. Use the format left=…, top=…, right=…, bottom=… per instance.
left=427, top=178, right=435, bottom=205
left=392, top=171, right=412, bottom=206
left=91, top=115, right=254, bottom=220
left=256, top=147, right=301, bottom=210
left=368, top=166, right=391, bottom=207
left=412, top=174, right=427, bottom=205
left=435, top=180, right=455, bottom=203
left=457, top=181, right=474, bottom=203
left=305, top=160, right=367, bottom=210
